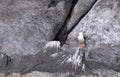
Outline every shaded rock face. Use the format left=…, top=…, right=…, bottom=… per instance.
left=0, top=0, right=72, bottom=56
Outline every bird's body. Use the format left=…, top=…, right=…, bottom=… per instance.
left=77, top=32, right=84, bottom=41
left=77, top=32, right=85, bottom=48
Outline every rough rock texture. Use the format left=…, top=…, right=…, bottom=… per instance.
left=54, top=0, right=97, bottom=45
left=1, top=71, right=120, bottom=77
left=65, top=0, right=120, bottom=73
left=0, top=72, right=97, bottom=77
left=0, top=0, right=98, bottom=74
left=0, top=0, right=120, bottom=76
left=0, top=0, right=74, bottom=74
left=0, top=0, right=72, bottom=56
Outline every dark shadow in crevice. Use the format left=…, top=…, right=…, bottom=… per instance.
left=54, top=0, right=79, bottom=46
left=54, top=0, right=98, bottom=46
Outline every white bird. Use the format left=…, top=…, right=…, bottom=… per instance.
left=43, top=41, right=61, bottom=53
left=77, top=32, right=85, bottom=49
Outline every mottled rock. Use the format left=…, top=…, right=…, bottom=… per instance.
left=0, top=0, right=120, bottom=76
left=0, top=0, right=72, bottom=56
left=0, top=53, right=11, bottom=70
left=65, top=0, right=120, bottom=72
left=0, top=71, right=120, bottom=77
left=0, top=0, right=74, bottom=73
left=54, top=0, right=97, bottom=45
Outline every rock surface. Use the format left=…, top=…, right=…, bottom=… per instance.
left=65, top=0, right=120, bottom=73
left=0, top=0, right=74, bottom=74
left=0, top=0, right=120, bottom=76
left=1, top=71, right=120, bottom=77
left=0, top=0, right=72, bottom=56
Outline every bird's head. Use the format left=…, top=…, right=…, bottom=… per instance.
left=77, top=32, right=83, bottom=36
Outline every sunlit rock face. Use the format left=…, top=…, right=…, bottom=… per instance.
left=65, top=0, right=120, bottom=72
left=0, top=0, right=72, bottom=56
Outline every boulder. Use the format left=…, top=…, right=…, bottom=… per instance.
left=0, top=0, right=73, bottom=73
left=65, top=0, right=120, bottom=73
left=0, top=0, right=72, bottom=56
left=0, top=0, right=120, bottom=76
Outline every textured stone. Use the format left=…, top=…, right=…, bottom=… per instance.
left=0, top=0, right=120, bottom=76
left=54, top=0, right=97, bottom=45
left=0, top=71, right=120, bottom=77
left=0, top=0, right=72, bottom=56
left=65, top=0, right=120, bottom=72
left=0, top=0, right=74, bottom=73
left=0, top=53, right=11, bottom=70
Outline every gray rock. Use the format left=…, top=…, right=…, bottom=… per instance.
left=65, top=0, right=120, bottom=72
left=54, top=0, right=97, bottom=45
left=0, top=53, right=9, bottom=69
left=0, top=0, right=120, bottom=76
left=0, top=0, right=72, bottom=56
left=0, top=0, right=75, bottom=73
